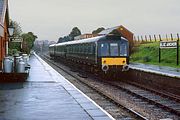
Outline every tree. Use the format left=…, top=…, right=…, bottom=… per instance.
left=57, top=27, right=81, bottom=43
left=21, top=32, right=37, bottom=54
left=57, top=36, right=71, bottom=43
left=92, top=27, right=105, bottom=34
left=27, top=32, right=38, bottom=40
left=57, top=37, right=63, bottom=43
left=69, top=27, right=81, bottom=40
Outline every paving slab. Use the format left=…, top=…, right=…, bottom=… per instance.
left=0, top=54, right=114, bottom=120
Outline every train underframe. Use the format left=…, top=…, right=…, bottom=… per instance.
left=53, top=55, right=129, bottom=79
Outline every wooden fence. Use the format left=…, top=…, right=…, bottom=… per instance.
left=133, top=33, right=180, bottom=44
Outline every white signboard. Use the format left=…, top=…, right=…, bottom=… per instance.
left=11, top=37, right=23, bottom=42
left=160, top=41, right=177, bottom=49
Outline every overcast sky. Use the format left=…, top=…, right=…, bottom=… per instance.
left=9, top=0, right=180, bottom=41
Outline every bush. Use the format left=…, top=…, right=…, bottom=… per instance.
left=8, top=49, right=20, bottom=56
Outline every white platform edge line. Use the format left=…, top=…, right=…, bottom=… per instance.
left=34, top=53, right=115, bottom=120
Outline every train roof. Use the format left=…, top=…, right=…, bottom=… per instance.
left=55, top=35, right=128, bottom=47
left=49, top=44, right=56, bottom=47
left=56, top=35, right=105, bottom=46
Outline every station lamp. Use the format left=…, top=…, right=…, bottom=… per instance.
left=8, top=23, right=15, bottom=37
left=7, top=23, right=15, bottom=55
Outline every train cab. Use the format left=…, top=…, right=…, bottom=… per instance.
left=97, top=36, right=129, bottom=72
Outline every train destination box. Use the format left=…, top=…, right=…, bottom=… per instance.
left=160, top=41, right=178, bottom=49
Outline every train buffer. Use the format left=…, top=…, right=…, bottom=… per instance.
left=0, top=53, right=114, bottom=120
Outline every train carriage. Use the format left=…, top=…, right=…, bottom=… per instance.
left=49, top=44, right=56, bottom=57
left=49, top=35, right=129, bottom=73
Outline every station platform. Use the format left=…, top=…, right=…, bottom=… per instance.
left=0, top=54, right=114, bottom=120
left=130, top=63, right=180, bottom=78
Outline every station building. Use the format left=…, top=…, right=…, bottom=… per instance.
left=0, top=0, right=10, bottom=70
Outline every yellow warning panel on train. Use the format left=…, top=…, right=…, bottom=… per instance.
left=101, top=58, right=126, bottom=65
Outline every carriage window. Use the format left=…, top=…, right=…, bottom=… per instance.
left=77, top=45, right=80, bottom=53
left=80, top=45, right=83, bottom=53
left=120, top=43, right=128, bottom=56
left=110, top=43, right=118, bottom=56
left=100, top=43, right=109, bottom=56
left=88, top=45, right=91, bottom=54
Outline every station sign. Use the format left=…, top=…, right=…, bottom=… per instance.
left=10, top=37, right=23, bottom=42
left=160, top=41, right=177, bottom=49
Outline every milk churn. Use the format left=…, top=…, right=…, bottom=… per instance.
left=15, top=56, right=22, bottom=72
left=22, top=54, right=28, bottom=67
left=17, top=59, right=25, bottom=73
left=3, top=57, right=13, bottom=73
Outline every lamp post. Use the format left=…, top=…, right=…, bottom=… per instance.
left=8, top=24, right=16, bottom=72
left=7, top=24, right=15, bottom=55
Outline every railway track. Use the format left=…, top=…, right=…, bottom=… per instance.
left=104, top=80, right=180, bottom=117
left=110, top=81, right=180, bottom=115
left=40, top=54, right=180, bottom=120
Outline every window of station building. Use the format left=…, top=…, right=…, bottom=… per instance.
left=110, top=43, right=119, bottom=56
left=100, top=43, right=109, bottom=56
left=120, top=43, right=128, bottom=56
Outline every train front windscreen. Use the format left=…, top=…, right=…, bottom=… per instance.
left=98, top=41, right=128, bottom=57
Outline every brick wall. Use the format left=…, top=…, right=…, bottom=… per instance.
left=0, top=16, right=8, bottom=70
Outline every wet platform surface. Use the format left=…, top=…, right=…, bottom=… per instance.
left=130, top=63, right=180, bottom=78
left=0, top=54, right=113, bottom=120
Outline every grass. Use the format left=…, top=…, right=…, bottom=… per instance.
left=130, top=42, right=180, bottom=68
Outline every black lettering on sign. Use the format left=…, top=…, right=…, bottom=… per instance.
left=160, top=41, right=177, bottom=48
